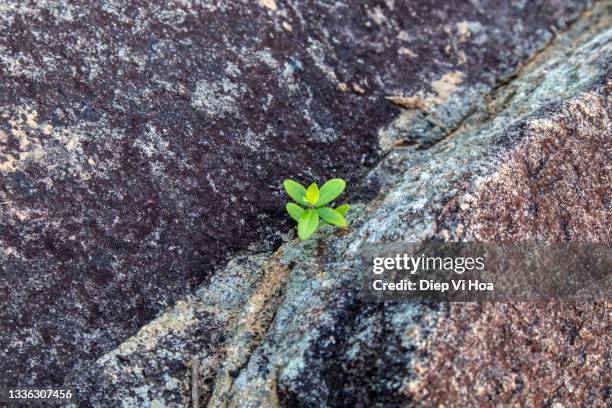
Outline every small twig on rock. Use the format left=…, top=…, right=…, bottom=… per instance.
left=191, top=356, right=200, bottom=408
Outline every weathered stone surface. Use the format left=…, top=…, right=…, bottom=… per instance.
left=68, top=2, right=611, bottom=407
left=1, top=0, right=595, bottom=396
left=68, top=253, right=272, bottom=407
left=407, top=302, right=611, bottom=407
left=233, top=7, right=610, bottom=407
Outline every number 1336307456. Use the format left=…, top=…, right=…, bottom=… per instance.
left=1, top=388, right=75, bottom=402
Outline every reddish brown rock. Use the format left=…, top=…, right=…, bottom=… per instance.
left=407, top=302, right=611, bottom=407
left=459, top=92, right=611, bottom=243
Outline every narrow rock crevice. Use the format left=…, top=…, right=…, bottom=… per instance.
left=214, top=3, right=611, bottom=406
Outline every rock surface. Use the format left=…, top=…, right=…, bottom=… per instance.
left=64, top=2, right=611, bottom=407
left=0, top=0, right=609, bottom=406
left=212, top=5, right=611, bottom=406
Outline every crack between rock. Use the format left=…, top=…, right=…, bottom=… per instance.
left=204, top=248, right=296, bottom=407
left=201, top=3, right=610, bottom=406
left=380, top=2, right=602, bottom=158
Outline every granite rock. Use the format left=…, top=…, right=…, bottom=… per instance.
left=0, top=0, right=608, bottom=406
left=67, top=2, right=611, bottom=407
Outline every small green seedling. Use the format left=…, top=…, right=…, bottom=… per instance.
left=283, top=178, right=350, bottom=240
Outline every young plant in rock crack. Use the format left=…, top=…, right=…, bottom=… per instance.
left=283, top=178, right=350, bottom=240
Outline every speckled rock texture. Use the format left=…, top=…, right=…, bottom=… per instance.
left=0, top=0, right=609, bottom=406
left=58, top=2, right=612, bottom=407
left=208, top=6, right=611, bottom=404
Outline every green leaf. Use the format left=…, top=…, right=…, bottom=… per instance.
left=298, top=209, right=319, bottom=240
left=316, top=206, right=348, bottom=227
left=286, top=203, right=304, bottom=222
left=305, top=183, right=319, bottom=205
left=283, top=179, right=307, bottom=206
left=315, top=178, right=345, bottom=207
left=335, top=204, right=349, bottom=216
